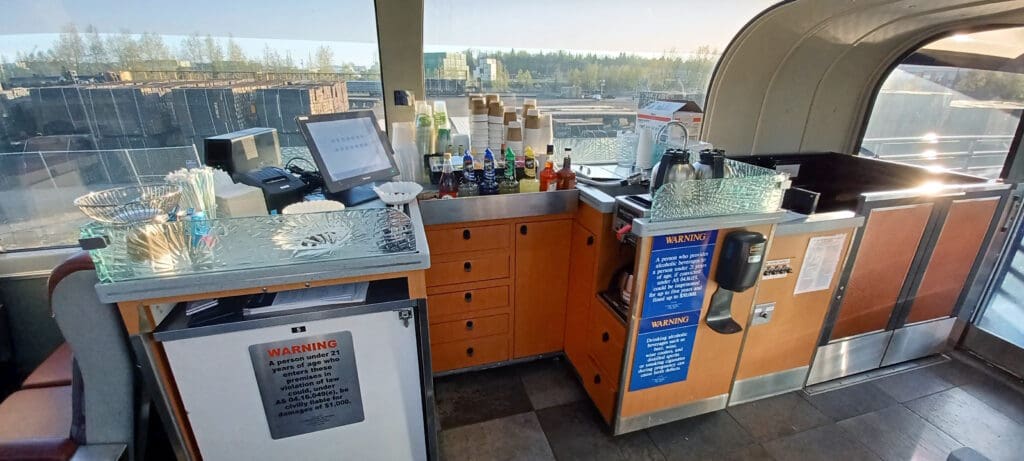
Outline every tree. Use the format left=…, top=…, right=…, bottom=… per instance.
left=515, top=69, right=533, bottom=88
left=314, top=45, right=334, bottom=73
left=226, top=34, right=245, bottom=62
left=51, top=23, right=85, bottom=72
left=204, top=34, right=223, bottom=70
left=492, top=65, right=510, bottom=92
left=83, top=25, right=107, bottom=72
left=262, top=44, right=281, bottom=71
left=138, top=33, right=171, bottom=63
left=106, top=30, right=140, bottom=70
left=180, top=33, right=205, bottom=65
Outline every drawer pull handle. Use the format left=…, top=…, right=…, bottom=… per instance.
left=587, top=235, right=595, bottom=246
left=464, top=292, right=473, bottom=302
left=594, top=374, right=602, bottom=385
left=464, top=261, right=472, bottom=272
left=466, top=320, right=474, bottom=330
left=463, top=229, right=471, bottom=240
left=466, top=347, right=475, bottom=357
left=520, top=225, right=528, bottom=235
left=601, top=332, right=610, bottom=343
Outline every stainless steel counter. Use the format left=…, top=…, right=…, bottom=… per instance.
left=417, top=190, right=579, bottom=225
left=631, top=211, right=789, bottom=237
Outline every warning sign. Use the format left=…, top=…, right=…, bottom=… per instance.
left=248, top=331, right=364, bottom=439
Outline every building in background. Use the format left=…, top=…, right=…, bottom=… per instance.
left=475, top=57, right=499, bottom=83
left=424, top=52, right=469, bottom=81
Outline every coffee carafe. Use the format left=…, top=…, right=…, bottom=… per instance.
left=650, top=149, right=695, bottom=193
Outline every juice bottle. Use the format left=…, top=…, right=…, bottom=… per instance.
left=438, top=153, right=458, bottom=199
left=458, top=149, right=480, bottom=197
left=556, top=148, right=577, bottom=190
left=539, top=155, right=558, bottom=192
left=499, top=146, right=520, bottom=194
left=479, top=148, right=500, bottom=195
left=519, top=146, right=540, bottom=192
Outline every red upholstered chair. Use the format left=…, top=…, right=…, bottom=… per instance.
left=21, top=343, right=73, bottom=390
left=0, top=252, right=132, bottom=461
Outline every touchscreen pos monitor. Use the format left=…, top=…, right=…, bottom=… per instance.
left=296, top=111, right=398, bottom=206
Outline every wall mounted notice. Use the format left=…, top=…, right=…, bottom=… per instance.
left=630, top=230, right=717, bottom=391
left=794, top=233, right=847, bottom=295
left=249, top=331, right=364, bottom=439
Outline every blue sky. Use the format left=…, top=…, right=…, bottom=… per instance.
left=1, top=0, right=779, bottom=66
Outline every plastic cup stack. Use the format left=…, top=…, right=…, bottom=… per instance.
left=506, top=121, right=524, bottom=167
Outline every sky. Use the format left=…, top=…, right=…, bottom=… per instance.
left=0, top=0, right=780, bottom=66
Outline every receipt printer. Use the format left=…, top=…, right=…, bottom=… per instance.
left=236, top=167, right=307, bottom=213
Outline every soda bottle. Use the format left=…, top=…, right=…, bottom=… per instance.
left=557, top=148, right=577, bottom=190
left=499, top=145, right=520, bottom=194
left=458, top=149, right=480, bottom=197
left=479, top=148, right=500, bottom=195
left=438, top=153, right=459, bottom=198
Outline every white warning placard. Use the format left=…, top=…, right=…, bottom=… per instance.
left=794, top=234, right=847, bottom=295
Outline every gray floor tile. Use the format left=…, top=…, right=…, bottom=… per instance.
left=838, top=405, right=962, bottom=461
left=960, top=377, right=1024, bottom=425
left=434, top=366, right=534, bottom=429
left=802, top=381, right=898, bottom=421
left=727, top=392, right=831, bottom=442
left=516, top=357, right=586, bottom=410
left=906, top=387, right=1024, bottom=461
left=646, top=410, right=754, bottom=460
left=440, top=412, right=556, bottom=461
left=874, top=366, right=955, bottom=403
left=536, top=401, right=664, bottom=461
left=763, top=424, right=880, bottom=461
left=710, top=444, right=775, bottom=461
left=930, top=359, right=986, bottom=387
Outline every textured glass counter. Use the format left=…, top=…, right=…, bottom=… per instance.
left=82, top=208, right=419, bottom=285
left=650, top=159, right=788, bottom=221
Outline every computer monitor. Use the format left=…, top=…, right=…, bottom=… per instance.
left=296, top=111, right=399, bottom=206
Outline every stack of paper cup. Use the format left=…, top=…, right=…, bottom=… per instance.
left=488, top=100, right=505, bottom=152
left=503, top=106, right=518, bottom=139
left=522, top=98, right=537, bottom=121
left=506, top=121, right=524, bottom=166
left=470, top=97, right=489, bottom=154
left=524, top=109, right=543, bottom=154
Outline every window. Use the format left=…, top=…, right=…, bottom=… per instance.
left=423, top=0, right=779, bottom=161
left=860, top=28, right=1024, bottom=180
left=0, top=0, right=383, bottom=251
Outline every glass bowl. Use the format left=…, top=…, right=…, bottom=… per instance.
left=74, top=184, right=182, bottom=224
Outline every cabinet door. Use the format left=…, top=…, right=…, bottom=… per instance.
left=565, top=223, right=597, bottom=365
left=514, top=219, right=572, bottom=358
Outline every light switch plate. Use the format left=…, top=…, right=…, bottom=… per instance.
left=752, top=302, right=775, bottom=326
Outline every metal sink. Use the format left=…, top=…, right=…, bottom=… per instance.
left=586, top=182, right=650, bottom=197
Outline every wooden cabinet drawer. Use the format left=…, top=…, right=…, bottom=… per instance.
left=431, top=334, right=510, bottom=373
left=426, top=250, right=510, bottom=287
left=575, top=354, right=617, bottom=424
left=430, top=314, right=509, bottom=345
left=588, top=301, right=626, bottom=387
left=427, top=285, right=510, bottom=320
left=426, top=224, right=510, bottom=255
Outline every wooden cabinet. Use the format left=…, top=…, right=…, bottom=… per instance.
left=424, top=215, right=572, bottom=372
left=513, top=219, right=572, bottom=358
left=564, top=223, right=597, bottom=365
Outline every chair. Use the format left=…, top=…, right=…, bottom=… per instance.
left=0, top=252, right=134, bottom=460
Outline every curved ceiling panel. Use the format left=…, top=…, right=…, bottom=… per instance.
left=704, top=0, right=1024, bottom=156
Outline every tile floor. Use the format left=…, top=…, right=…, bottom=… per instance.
left=434, top=355, right=1024, bottom=461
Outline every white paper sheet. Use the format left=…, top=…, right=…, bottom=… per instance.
left=794, top=234, right=847, bottom=295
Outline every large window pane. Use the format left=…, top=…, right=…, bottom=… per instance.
left=860, top=28, right=1024, bottom=179
left=0, top=0, right=383, bottom=251
left=423, top=0, right=779, bottom=161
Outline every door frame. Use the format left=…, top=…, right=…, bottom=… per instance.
left=959, top=106, right=1024, bottom=376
